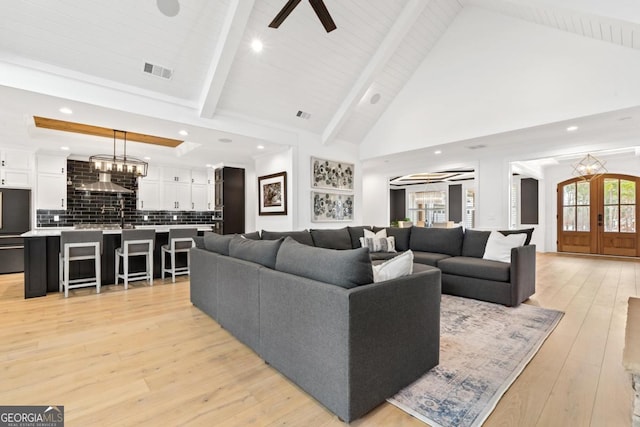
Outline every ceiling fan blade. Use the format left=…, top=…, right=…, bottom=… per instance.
left=269, top=0, right=303, bottom=28
left=308, top=0, right=337, bottom=32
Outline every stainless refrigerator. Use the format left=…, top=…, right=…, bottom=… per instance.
left=0, top=188, right=31, bottom=274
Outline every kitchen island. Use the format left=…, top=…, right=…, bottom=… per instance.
left=22, top=225, right=214, bottom=298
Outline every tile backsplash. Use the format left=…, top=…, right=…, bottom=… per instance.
left=37, top=160, right=215, bottom=227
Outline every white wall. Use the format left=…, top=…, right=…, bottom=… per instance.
left=250, top=134, right=361, bottom=232
left=542, top=154, right=640, bottom=252
left=253, top=148, right=294, bottom=232
left=360, top=6, right=640, bottom=159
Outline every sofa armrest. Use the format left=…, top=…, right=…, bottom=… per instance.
left=259, top=268, right=441, bottom=422
left=510, top=244, right=536, bottom=306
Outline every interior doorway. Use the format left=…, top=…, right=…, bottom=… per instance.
left=557, top=174, right=640, bottom=256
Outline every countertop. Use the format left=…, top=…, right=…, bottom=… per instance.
left=21, top=224, right=215, bottom=237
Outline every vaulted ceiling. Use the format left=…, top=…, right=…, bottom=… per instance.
left=1, top=0, right=639, bottom=167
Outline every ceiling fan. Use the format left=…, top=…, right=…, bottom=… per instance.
left=269, top=0, right=337, bottom=33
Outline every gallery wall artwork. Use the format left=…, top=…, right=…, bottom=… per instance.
left=311, top=191, right=354, bottom=222
left=258, top=171, right=287, bottom=216
left=311, top=157, right=354, bottom=191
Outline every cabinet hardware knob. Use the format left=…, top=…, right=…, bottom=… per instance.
left=61, top=199, right=64, bottom=207
left=1, top=160, right=5, bottom=167
left=1, top=179, right=4, bottom=185
left=192, top=202, right=194, bottom=210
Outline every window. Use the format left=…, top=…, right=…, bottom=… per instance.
left=465, top=189, right=475, bottom=229
left=603, top=178, right=636, bottom=233
left=562, top=181, right=590, bottom=231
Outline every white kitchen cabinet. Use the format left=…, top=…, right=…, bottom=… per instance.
left=36, top=154, right=67, bottom=210
left=162, top=167, right=191, bottom=183
left=191, top=183, right=208, bottom=211
left=137, top=178, right=161, bottom=211
left=191, top=169, right=208, bottom=185
left=162, top=182, right=191, bottom=210
left=1, top=149, right=32, bottom=187
left=207, top=169, right=216, bottom=210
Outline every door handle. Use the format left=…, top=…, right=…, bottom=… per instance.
left=598, top=213, right=603, bottom=226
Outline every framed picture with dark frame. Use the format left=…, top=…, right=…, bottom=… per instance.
left=258, top=171, right=287, bottom=216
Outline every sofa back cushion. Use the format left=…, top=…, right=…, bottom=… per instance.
left=241, top=231, right=261, bottom=240
left=347, top=226, right=372, bottom=249
left=229, top=236, right=283, bottom=269
left=203, top=231, right=235, bottom=255
left=310, top=227, right=352, bottom=250
left=409, top=226, right=464, bottom=256
left=262, top=229, right=314, bottom=246
left=461, top=229, right=491, bottom=258
left=374, top=226, right=412, bottom=251
left=275, top=237, right=373, bottom=288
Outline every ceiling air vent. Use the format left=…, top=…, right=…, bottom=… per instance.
left=296, top=110, right=311, bottom=120
left=143, top=62, right=173, bottom=80
left=466, top=144, right=487, bottom=150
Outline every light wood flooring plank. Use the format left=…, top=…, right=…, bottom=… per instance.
left=0, top=253, right=638, bottom=426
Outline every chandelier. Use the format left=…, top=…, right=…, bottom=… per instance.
left=89, top=130, right=148, bottom=177
left=572, top=153, right=607, bottom=181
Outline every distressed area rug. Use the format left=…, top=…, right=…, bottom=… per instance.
left=388, top=295, right=563, bottom=427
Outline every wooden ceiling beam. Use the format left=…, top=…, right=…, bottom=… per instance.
left=33, top=116, right=183, bottom=148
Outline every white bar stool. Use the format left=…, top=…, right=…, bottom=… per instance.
left=161, top=228, right=197, bottom=283
left=58, top=230, right=103, bottom=298
left=115, top=229, right=156, bottom=289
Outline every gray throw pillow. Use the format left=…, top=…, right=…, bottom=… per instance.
left=409, top=226, right=464, bottom=256
left=229, top=236, right=284, bottom=269
left=261, top=230, right=314, bottom=246
left=203, top=232, right=235, bottom=255
left=310, top=227, right=352, bottom=250
left=275, top=237, right=373, bottom=289
left=461, top=229, right=491, bottom=258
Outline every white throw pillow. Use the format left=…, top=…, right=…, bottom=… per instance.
left=483, top=231, right=526, bottom=263
left=359, top=236, right=396, bottom=253
left=364, top=228, right=387, bottom=239
left=372, top=250, right=414, bottom=282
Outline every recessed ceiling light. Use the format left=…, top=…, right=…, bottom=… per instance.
left=434, top=150, right=442, bottom=155
left=60, top=146, right=70, bottom=151
left=566, top=125, right=579, bottom=132
left=370, top=93, right=381, bottom=105
left=179, top=130, right=189, bottom=136
left=205, top=164, right=212, bottom=168
left=157, top=0, right=180, bottom=17
left=144, top=156, right=151, bottom=160
left=251, top=38, right=263, bottom=53
left=257, top=145, right=265, bottom=150
left=59, top=107, right=72, bottom=115
left=219, top=138, right=232, bottom=143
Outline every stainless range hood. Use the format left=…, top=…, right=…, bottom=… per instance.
left=75, top=172, right=133, bottom=193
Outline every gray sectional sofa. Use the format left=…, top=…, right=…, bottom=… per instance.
left=189, top=234, right=441, bottom=422
left=259, top=225, right=536, bottom=307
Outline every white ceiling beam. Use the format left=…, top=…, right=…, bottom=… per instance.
left=321, top=0, right=432, bottom=145
left=199, top=0, right=255, bottom=118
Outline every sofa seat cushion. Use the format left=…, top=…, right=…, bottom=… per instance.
left=310, top=227, right=352, bottom=250
left=437, top=256, right=510, bottom=282
left=410, top=226, right=464, bottom=256
left=262, top=229, right=314, bottom=246
left=412, top=251, right=451, bottom=267
left=276, top=237, right=373, bottom=288
left=229, top=236, right=283, bottom=269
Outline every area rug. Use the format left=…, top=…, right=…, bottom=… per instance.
left=388, top=295, right=563, bottom=427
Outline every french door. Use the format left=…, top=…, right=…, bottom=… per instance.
left=557, top=174, right=640, bottom=256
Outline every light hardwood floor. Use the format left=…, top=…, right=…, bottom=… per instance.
left=0, top=253, right=637, bottom=426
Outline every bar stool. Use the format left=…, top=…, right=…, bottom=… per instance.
left=58, top=230, right=103, bottom=298
left=161, top=228, right=197, bottom=283
left=115, top=229, right=156, bottom=289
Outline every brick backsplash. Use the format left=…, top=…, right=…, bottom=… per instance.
left=36, top=160, right=215, bottom=227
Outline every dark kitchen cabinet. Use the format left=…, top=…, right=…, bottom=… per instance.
left=215, top=167, right=245, bottom=235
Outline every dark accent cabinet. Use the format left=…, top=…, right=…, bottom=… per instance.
left=215, top=167, right=245, bottom=234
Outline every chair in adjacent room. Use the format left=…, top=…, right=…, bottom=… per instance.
left=115, top=229, right=156, bottom=289
left=161, top=228, right=197, bottom=283
left=58, top=230, right=103, bottom=298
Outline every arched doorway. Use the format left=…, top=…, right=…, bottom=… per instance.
left=557, top=174, right=640, bottom=256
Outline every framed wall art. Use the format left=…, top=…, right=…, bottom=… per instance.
left=311, top=157, right=354, bottom=191
left=311, top=191, right=354, bottom=222
left=258, top=171, right=287, bottom=216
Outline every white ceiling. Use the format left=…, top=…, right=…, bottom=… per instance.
left=1, top=0, right=639, bottom=168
